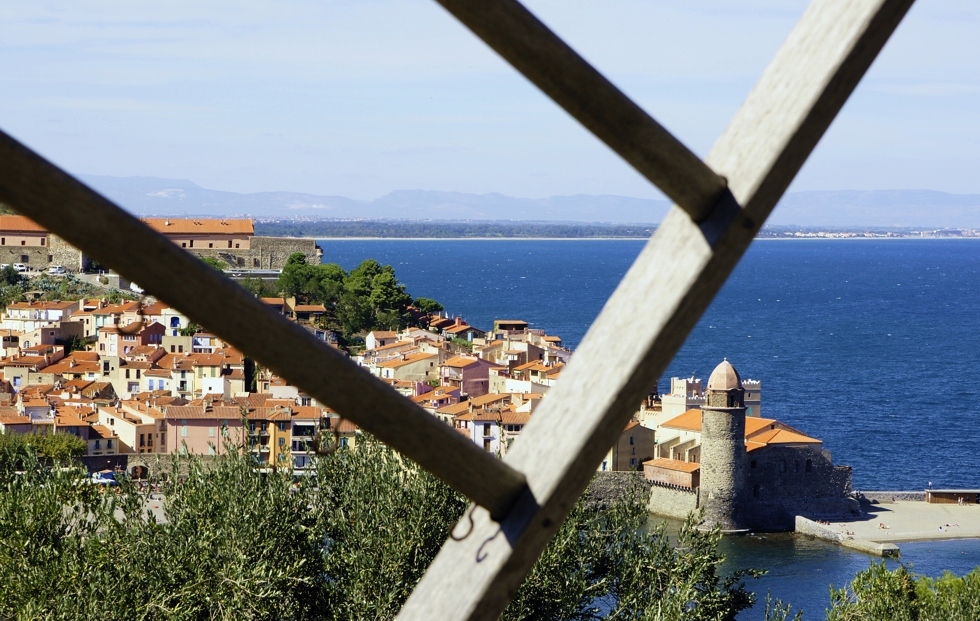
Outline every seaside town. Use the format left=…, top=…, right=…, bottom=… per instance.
left=0, top=213, right=977, bottom=555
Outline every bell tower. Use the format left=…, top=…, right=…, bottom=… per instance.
left=699, top=359, right=748, bottom=532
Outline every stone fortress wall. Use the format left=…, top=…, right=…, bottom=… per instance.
left=17, top=235, right=317, bottom=274
left=0, top=246, right=49, bottom=268
left=183, top=236, right=319, bottom=271
left=647, top=484, right=698, bottom=520
left=742, top=445, right=858, bottom=530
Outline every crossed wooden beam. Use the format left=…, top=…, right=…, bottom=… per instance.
left=0, top=0, right=912, bottom=618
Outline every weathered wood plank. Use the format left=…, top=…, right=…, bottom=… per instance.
left=435, top=0, right=726, bottom=221
left=0, top=131, right=527, bottom=519
left=398, top=0, right=913, bottom=618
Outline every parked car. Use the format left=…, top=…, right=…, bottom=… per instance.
left=47, top=265, right=66, bottom=275
left=12, top=263, right=27, bottom=273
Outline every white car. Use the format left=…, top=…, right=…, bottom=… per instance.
left=12, top=263, right=27, bottom=273
left=47, top=265, right=66, bottom=275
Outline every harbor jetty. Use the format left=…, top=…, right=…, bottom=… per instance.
left=796, top=491, right=980, bottom=556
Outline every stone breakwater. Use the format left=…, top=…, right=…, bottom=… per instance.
left=795, top=516, right=900, bottom=557
left=859, top=491, right=926, bottom=503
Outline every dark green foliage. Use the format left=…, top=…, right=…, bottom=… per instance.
left=0, top=447, right=327, bottom=620
left=317, top=440, right=467, bottom=618
left=201, top=255, right=228, bottom=271
left=503, top=491, right=759, bottom=621
left=0, top=438, right=763, bottom=621
left=0, top=273, right=136, bottom=313
left=413, top=297, right=443, bottom=314
left=0, top=432, right=87, bottom=472
left=450, top=337, right=474, bottom=351
left=276, top=253, right=439, bottom=342
left=0, top=265, right=24, bottom=287
left=56, top=333, right=86, bottom=354
left=238, top=276, right=279, bottom=298
left=179, top=322, right=201, bottom=336
left=824, top=561, right=980, bottom=621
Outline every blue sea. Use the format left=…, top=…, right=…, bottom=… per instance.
left=318, top=238, right=980, bottom=617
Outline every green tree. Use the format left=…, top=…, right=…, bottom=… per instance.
left=369, top=268, right=412, bottom=330
left=278, top=252, right=314, bottom=299
left=0, top=265, right=24, bottom=287
left=413, top=297, right=444, bottom=314
left=824, top=561, right=980, bottom=621
left=201, top=256, right=228, bottom=271
left=179, top=322, right=201, bottom=336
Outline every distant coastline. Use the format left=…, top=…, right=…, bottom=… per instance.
left=255, top=219, right=980, bottom=241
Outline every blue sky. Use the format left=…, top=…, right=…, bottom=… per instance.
left=1, top=1, right=978, bottom=201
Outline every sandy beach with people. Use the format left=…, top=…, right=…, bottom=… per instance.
left=822, top=501, right=980, bottom=543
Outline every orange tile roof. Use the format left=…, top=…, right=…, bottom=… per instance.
left=90, top=424, right=115, bottom=439
left=334, top=419, right=358, bottom=434
left=6, top=300, right=78, bottom=310
left=0, top=414, right=32, bottom=426
left=0, top=215, right=46, bottom=233
left=744, top=417, right=781, bottom=436
left=750, top=428, right=821, bottom=446
left=143, top=218, right=254, bottom=235
left=445, top=324, right=480, bottom=334
left=660, top=409, right=703, bottom=432
left=643, top=458, right=701, bottom=473
left=294, top=304, right=326, bottom=312
left=468, top=393, right=511, bottom=407
left=377, top=352, right=437, bottom=368
left=500, top=410, right=530, bottom=425
left=443, top=355, right=480, bottom=368
left=436, top=402, right=470, bottom=416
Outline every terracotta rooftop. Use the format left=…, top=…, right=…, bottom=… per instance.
left=143, top=217, right=254, bottom=236
left=0, top=215, right=46, bottom=233
left=443, top=355, right=480, bottom=368
left=643, top=458, right=701, bottom=473
left=377, top=352, right=437, bottom=368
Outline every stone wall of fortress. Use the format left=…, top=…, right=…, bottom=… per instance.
left=647, top=483, right=699, bottom=520
left=0, top=245, right=49, bottom=268
left=17, top=235, right=318, bottom=273
left=49, top=235, right=90, bottom=271
left=184, top=237, right=318, bottom=270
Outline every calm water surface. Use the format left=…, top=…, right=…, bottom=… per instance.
left=319, top=238, right=980, bottom=617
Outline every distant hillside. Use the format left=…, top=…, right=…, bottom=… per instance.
left=771, top=190, right=980, bottom=228
left=77, top=175, right=980, bottom=228
left=77, top=175, right=669, bottom=223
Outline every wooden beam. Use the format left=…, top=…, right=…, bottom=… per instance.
left=0, top=131, right=527, bottom=519
left=397, top=0, right=913, bottom=618
left=435, top=0, right=726, bottom=222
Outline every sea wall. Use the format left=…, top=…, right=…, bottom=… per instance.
left=795, top=516, right=899, bottom=557
left=647, top=482, right=699, bottom=520
left=860, top=491, right=926, bottom=503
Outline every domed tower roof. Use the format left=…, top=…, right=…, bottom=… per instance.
left=706, top=359, right=742, bottom=391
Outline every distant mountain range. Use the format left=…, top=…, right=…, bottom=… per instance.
left=77, top=174, right=980, bottom=228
